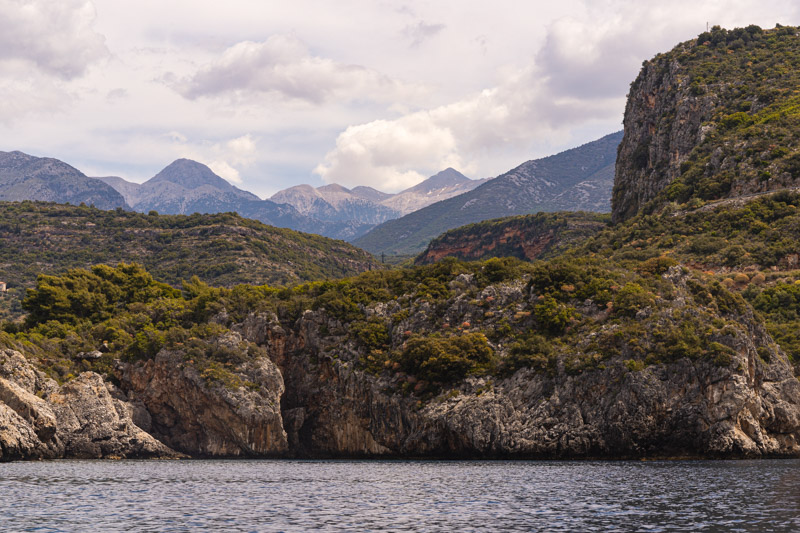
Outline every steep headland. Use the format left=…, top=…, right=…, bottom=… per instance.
left=614, top=24, right=800, bottom=222
left=4, top=25, right=800, bottom=461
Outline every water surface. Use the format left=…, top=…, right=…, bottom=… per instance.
left=2, top=459, right=799, bottom=531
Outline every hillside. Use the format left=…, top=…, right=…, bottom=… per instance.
left=0, top=201, right=380, bottom=319
left=0, top=151, right=127, bottom=210
left=354, top=131, right=622, bottom=256
left=614, top=24, right=800, bottom=222
left=416, top=212, right=609, bottom=264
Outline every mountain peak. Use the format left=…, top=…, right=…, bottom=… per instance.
left=318, top=183, right=351, bottom=194
left=403, top=168, right=471, bottom=195
left=148, top=159, right=233, bottom=190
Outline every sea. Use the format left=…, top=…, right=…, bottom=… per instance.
left=1, top=459, right=799, bottom=532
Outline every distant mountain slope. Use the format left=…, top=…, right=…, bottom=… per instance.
left=0, top=151, right=128, bottom=210
left=380, top=168, right=487, bottom=215
left=354, top=131, right=623, bottom=256
left=269, top=168, right=485, bottom=232
left=415, top=212, right=609, bottom=264
left=120, top=159, right=261, bottom=215
left=271, top=183, right=399, bottom=225
left=0, top=201, right=380, bottom=303
left=98, top=159, right=373, bottom=241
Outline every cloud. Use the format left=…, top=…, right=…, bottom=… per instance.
left=165, top=133, right=258, bottom=185
left=0, top=69, right=72, bottom=125
left=403, top=21, right=446, bottom=47
left=0, top=0, right=108, bottom=79
left=315, top=0, right=800, bottom=192
left=173, top=34, right=419, bottom=105
left=314, top=61, right=620, bottom=191
left=208, top=160, right=242, bottom=184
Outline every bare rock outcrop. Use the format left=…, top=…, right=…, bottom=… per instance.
left=0, top=349, right=176, bottom=460
left=612, top=47, right=717, bottom=223
left=234, top=270, right=800, bottom=459
left=117, top=345, right=288, bottom=457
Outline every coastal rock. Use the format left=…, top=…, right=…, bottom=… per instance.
left=612, top=49, right=716, bottom=223
left=234, top=268, right=800, bottom=459
left=117, top=348, right=288, bottom=457
left=0, top=349, right=176, bottom=460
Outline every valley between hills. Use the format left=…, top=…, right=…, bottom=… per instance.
left=3, top=24, right=800, bottom=461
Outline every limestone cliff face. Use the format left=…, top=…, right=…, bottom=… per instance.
left=0, top=349, right=176, bottom=460
left=117, top=343, right=288, bottom=457
left=613, top=26, right=800, bottom=223
left=229, top=269, right=800, bottom=459
left=3, top=264, right=800, bottom=460
left=612, top=47, right=717, bottom=223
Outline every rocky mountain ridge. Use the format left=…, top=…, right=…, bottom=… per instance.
left=354, top=131, right=622, bottom=257
left=0, top=151, right=127, bottom=210
left=269, top=168, right=486, bottom=227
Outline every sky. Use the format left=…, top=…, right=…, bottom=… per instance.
left=1, top=1, right=799, bottom=198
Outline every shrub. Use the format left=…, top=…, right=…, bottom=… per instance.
left=398, top=332, right=494, bottom=384
left=533, top=295, right=576, bottom=334
left=613, top=283, right=656, bottom=317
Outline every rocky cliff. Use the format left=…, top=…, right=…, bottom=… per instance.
left=415, top=212, right=609, bottom=265
left=613, top=25, right=800, bottom=222
left=4, top=256, right=799, bottom=460
left=0, top=349, right=176, bottom=460
left=238, top=267, right=800, bottom=459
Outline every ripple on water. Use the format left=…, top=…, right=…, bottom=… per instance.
left=1, top=459, right=799, bottom=532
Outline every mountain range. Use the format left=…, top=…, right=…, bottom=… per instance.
left=353, top=131, right=623, bottom=256
left=94, top=161, right=486, bottom=241
left=0, top=136, right=619, bottom=249
left=270, top=168, right=485, bottom=226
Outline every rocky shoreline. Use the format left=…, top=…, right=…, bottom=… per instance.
left=4, top=269, right=800, bottom=462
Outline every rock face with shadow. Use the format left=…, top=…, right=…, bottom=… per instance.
left=0, top=349, right=176, bottom=460
left=116, top=340, right=288, bottom=457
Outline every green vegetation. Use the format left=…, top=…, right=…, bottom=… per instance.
left=1, top=249, right=755, bottom=395
left=623, top=25, right=800, bottom=216
left=0, top=201, right=379, bottom=321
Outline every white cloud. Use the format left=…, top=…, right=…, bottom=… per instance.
left=0, top=0, right=108, bottom=79
left=314, top=62, right=620, bottom=190
left=173, top=34, right=421, bottom=105
left=0, top=64, right=72, bottom=124
left=208, top=160, right=242, bottom=184
left=315, top=0, right=800, bottom=191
